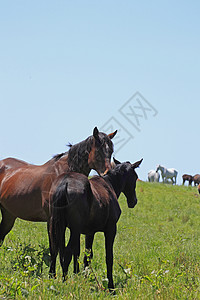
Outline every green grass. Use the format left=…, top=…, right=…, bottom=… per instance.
left=1, top=182, right=200, bottom=299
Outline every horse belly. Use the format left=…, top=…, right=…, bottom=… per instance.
left=0, top=191, right=48, bottom=222
left=167, top=172, right=175, bottom=179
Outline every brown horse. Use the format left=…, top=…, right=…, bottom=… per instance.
left=0, top=127, right=117, bottom=245
left=193, top=174, right=200, bottom=186
left=182, top=174, right=193, bottom=186
left=49, top=158, right=143, bottom=290
left=198, top=184, right=200, bottom=194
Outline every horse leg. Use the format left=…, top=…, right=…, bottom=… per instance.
left=172, top=176, right=176, bottom=185
left=47, top=221, right=59, bottom=278
left=84, top=233, right=95, bottom=268
left=104, top=223, right=116, bottom=291
left=73, top=231, right=80, bottom=274
left=60, top=229, right=80, bottom=280
left=0, top=206, right=16, bottom=246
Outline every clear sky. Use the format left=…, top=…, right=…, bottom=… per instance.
left=0, top=1, right=200, bottom=184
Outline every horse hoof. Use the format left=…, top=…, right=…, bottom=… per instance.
left=109, top=288, right=116, bottom=295
left=62, top=274, right=68, bottom=282
left=49, top=273, right=56, bottom=279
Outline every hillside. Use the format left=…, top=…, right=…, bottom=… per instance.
left=0, top=182, right=200, bottom=299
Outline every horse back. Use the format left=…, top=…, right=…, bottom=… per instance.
left=50, top=172, right=92, bottom=230
left=0, top=165, right=47, bottom=194
left=89, top=176, right=112, bottom=206
left=0, top=164, right=56, bottom=220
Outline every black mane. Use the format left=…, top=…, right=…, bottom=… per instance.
left=67, top=143, right=73, bottom=148
left=67, top=136, right=93, bottom=174
left=53, top=152, right=68, bottom=161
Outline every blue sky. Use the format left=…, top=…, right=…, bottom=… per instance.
left=0, top=1, right=200, bottom=183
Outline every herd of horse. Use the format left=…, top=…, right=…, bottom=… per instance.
left=148, top=165, right=178, bottom=184
left=148, top=165, right=200, bottom=192
left=0, top=127, right=143, bottom=290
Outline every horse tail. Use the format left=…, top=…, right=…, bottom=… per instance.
left=50, top=176, right=69, bottom=252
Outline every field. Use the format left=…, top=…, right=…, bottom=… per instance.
left=0, top=182, right=200, bottom=299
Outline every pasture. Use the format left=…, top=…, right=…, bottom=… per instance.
left=0, top=181, right=200, bottom=299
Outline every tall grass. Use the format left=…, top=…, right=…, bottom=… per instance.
left=0, top=182, right=200, bottom=299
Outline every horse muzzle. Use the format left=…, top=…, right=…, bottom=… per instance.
left=128, top=197, right=137, bottom=208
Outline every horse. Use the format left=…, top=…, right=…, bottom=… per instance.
left=193, top=174, right=200, bottom=186
left=148, top=170, right=160, bottom=182
left=48, top=157, right=143, bottom=290
left=182, top=174, right=193, bottom=186
left=198, top=184, right=200, bottom=194
left=0, top=127, right=117, bottom=245
left=156, top=165, right=178, bottom=184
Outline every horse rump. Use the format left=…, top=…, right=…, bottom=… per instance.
left=49, top=173, right=92, bottom=250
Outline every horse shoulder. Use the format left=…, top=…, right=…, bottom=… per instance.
left=89, top=177, right=121, bottom=229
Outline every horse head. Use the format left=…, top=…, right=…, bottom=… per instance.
left=156, top=164, right=161, bottom=172
left=88, top=127, right=117, bottom=175
left=113, top=157, right=143, bottom=208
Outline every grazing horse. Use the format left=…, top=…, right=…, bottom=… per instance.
left=182, top=174, right=193, bottom=186
left=198, top=184, right=200, bottom=194
left=48, top=158, right=143, bottom=290
left=193, top=174, right=200, bottom=186
left=0, top=127, right=117, bottom=245
left=148, top=170, right=160, bottom=182
left=156, top=165, right=178, bottom=184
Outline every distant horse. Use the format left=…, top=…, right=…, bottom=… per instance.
left=156, top=165, right=178, bottom=184
left=49, top=158, right=143, bottom=290
left=182, top=174, right=193, bottom=186
left=148, top=170, right=160, bottom=182
left=0, top=127, right=117, bottom=245
left=198, top=184, right=200, bottom=194
left=193, top=174, right=200, bottom=186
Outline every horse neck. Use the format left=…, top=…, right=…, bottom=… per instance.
left=53, top=154, right=69, bottom=174
left=160, top=166, right=165, bottom=174
left=103, top=171, right=124, bottom=199
left=67, top=138, right=92, bottom=176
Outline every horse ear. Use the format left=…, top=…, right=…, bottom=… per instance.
left=113, top=157, right=121, bottom=165
left=132, top=158, right=143, bottom=169
left=108, top=130, right=117, bottom=139
left=93, top=127, right=99, bottom=139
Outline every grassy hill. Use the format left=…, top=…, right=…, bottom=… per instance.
left=0, top=182, right=200, bottom=299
